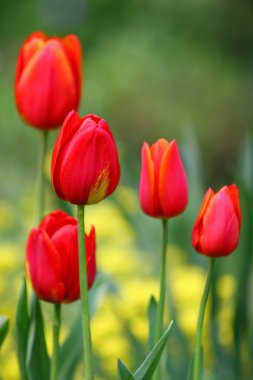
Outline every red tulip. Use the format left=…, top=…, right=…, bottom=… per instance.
left=139, top=139, right=188, bottom=218
left=26, top=210, right=96, bottom=303
left=51, top=110, right=120, bottom=205
left=15, top=31, right=82, bottom=129
left=192, top=185, right=241, bottom=257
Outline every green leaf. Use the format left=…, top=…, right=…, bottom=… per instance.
left=58, top=315, right=83, bottom=380
left=0, top=316, right=9, bottom=347
left=117, top=359, right=135, bottom=380
left=15, top=278, right=30, bottom=380
left=147, top=295, right=157, bottom=351
left=26, top=294, right=50, bottom=380
left=134, top=321, right=173, bottom=380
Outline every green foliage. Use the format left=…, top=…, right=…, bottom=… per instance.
left=147, top=295, right=157, bottom=352
left=117, top=360, right=135, bottom=380
left=26, top=295, right=49, bottom=380
left=15, top=278, right=29, bottom=380
left=0, top=316, right=9, bottom=348
left=117, top=321, right=173, bottom=380
left=134, top=321, right=173, bottom=380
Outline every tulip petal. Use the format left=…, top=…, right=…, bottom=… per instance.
left=61, top=34, right=82, bottom=108
left=192, top=188, right=214, bottom=252
left=227, top=184, right=242, bottom=228
left=200, top=189, right=240, bottom=256
left=85, top=226, right=96, bottom=289
left=15, top=32, right=46, bottom=83
left=58, top=118, right=120, bottom=205
left=51, top=225, right=96, bottom=303
left=159, top=140, right=188, bottom=217
left=51, top=110, right=82, bottom=200
left=15, top=40, right=77, bottom=128
left=139, top=142, right=156, bottom=216
left=26, top=229, right=65, bottom=303
left=51, top=224, right=80, bottom=302
left=150, top=139, right=169, bottom=171
left=39, top=210, right=77, bottom=238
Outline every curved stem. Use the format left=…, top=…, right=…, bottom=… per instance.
left=77, top=205, right=94, bottom=380
left=154, top=218, right=168, bottom=380
left=193, top=258, right=215, bottom=380
left=36, top=130, right=48, bottom=225
left=50, top=304, right=61, bottom=380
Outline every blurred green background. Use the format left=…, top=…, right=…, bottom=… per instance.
left=1, top=0, right=253, bottom=379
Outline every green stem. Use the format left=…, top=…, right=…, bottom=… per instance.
left=154, top=218, right=168, bottom=380
left=156, top=219, right=169, bottom=339
left=77, top=205, right=94, bottom=380
left=36, top=130, right=48, bottom=225
left=193, top=258, right=215, bottom=380
left=50, top=304, right=61, bottom=380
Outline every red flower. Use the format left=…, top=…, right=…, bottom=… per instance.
left=26, top=210, right=96, bottom=303
left=192, top=185, right=241, bottom=257
left=51, top=110, right=120, bottom=205
left=139, top=139, right=188, bottom=218
left=15, top=31, right=82, bottom=129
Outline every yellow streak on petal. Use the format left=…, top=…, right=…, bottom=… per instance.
left=87, top=167, right=109, bottom=205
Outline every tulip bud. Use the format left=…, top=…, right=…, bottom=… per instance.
left=192, top=184, right=241, bottom=257
left=15, top=31, right=82, bottom=129
left=139, top=139, right=188, bottom=218
left=51, top=110, right=121, bottom=205
left=26, top=210, right=96, bottom=303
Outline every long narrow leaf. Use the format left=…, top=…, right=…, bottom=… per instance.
left=134, top=321, right=173, bottom=380
left=0, top=316, right=9, bottom=347
left=15, top=278, right=30, bottom=380
left=117, top=359, right=135, bottom=380
left=147, top=295, right=157, bottom=351
left=26, top=293, right=49, bottom=380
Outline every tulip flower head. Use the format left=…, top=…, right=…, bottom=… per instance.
left=15, top=31, right=82, bottom=129
left=51, top=110, right=120, bottom=205
left=26, top=210, right=96, bottom=303
left=192, top=184, right=241, bottom=257
left=139, top=139, right=188, bottom=219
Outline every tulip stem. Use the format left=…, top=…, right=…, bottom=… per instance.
left=50, top=303, right=61, bottom=380
left=36, top=130, right=48, bottom=224
left=193, top=257, right=215, bottom=380
left=77, top=205, right=94, bottom=380
left=154, top=218, right=168, bottom=380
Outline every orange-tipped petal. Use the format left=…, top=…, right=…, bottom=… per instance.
left=15, top=32, right=46, bottom=83
left=61, top=34, right=82, bottom=108
left=139, top=142, right=155, bottom=216
left=192, top=188, right=214, bottom=252
left=192, top=185, right=241, bottom=257
left=159, top=140, right=188, bottom=217
left=227, top=184, right=242, bottom=227
left=201, top=189, right=240, bottom=256
left=15, top=32, right=82, bottom=129
left=16, top=40, right=77, bottom=128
